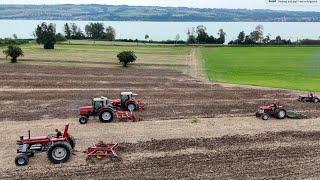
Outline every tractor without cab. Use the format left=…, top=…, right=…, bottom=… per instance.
left=297, top=93, right=319, bottom=103
left=15, top=124, right=75, bottom=166
left=255, top=103, right=287, bottom=121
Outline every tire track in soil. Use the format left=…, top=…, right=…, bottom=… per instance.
left=1, top=63, right=319, bottom=121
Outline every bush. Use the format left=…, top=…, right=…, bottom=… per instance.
left=117, top=51, right=137, bottom=67
left=300, top=39, right=320, bottom=45
left=3, top=45, right=24, bottom=63
left=0, top=38, right=29, bottom=46
left=55, top=33, right=67, bottom=42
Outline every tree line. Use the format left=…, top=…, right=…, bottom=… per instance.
left=186, top=25, right=226, bottom=44
left=2, top=22, right=320, bottom=50
left=33, top=22, right=117, bottom=49
left=228, top=25, right=293, bottom=45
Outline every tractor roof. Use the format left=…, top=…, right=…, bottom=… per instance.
left=121, top=92, right=138, bottom=96
left=93, top=96, right=108, bottom=101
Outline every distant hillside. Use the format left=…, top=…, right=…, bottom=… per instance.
left=0, top=4, right=319, bottom=22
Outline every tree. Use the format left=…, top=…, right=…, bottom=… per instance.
left=263, top=34, right=271, bottom=44
left=187, top=35, right=197, bottom=44
left=275, top=35, right=282, bottom=44
left=237, top=31, right=245, bottom=44
left=196, top=25, right=209, bottom=43
left=34, top=22, right=56, bottom=49
left=207, top=35, right=216, bottom=44
left=3, top=45, right=23, bottom=63
left=244, top=35, right=255, bottom=44
left=187, top=27, right=196, bottom=44
left=71, top=23, right=78, bottom=37
left=117, top=51, right=137, bottom=67
left=85, top=22, right=105, bottom=39
left=250, top=25, right=264, bottom=43
left=105, top=26, right=116, bottom=41
left=175, top=34, right=180, bottom=44
left=70, top=23, right=85, bottom=39
left=217, top=29, right=226, bottom=44
left=145, top=34, right=149, bottom=41
left=13, top=34, right=18, bottom=39
left=64, top=23, right=71, bottom=39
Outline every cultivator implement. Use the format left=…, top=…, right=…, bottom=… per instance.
left=83, top=142, right=119, bottom=161
left=115, top=110, right=142, bottom=122
left=286, top=110, right=307, bottom=119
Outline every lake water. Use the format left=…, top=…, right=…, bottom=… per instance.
left=0, top=20, right=319, bottom=42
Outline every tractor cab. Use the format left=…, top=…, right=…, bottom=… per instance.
left=92, top=96, right=111, bottom=113
left=111, top=92, right=142, bottom=111
left=120, top=92, right=137, bottom=106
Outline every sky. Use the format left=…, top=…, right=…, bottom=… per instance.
left=0, top=0, right=319, bottom=11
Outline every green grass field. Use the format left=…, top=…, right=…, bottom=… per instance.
left=0, top=41, right=190, bottom=69
left=201, top=47, right=320, bottom=92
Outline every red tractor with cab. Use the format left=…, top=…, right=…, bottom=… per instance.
left=255, top=103, right=287, bottom=121
left=79, top=96, right=115, bottom=124
left=79, top=92, right=145, bottom=124
left=15, top=124, right=75, bottom=166
left=297, top=93, right=319, bottom=103
left=111, top=92, right=145, bottom=111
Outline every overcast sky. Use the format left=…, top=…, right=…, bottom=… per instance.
left=0, top=0, right=319, bottom=11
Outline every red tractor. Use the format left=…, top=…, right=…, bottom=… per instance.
left=111, top=92, right=145, bottom=111
left=79, top=92, right=144, bottom=124
left=79, top=96, right=115, bottom=124
left=297, top=93, right=319, bottom=103
left=255, top=103, right=287, bottom=120
left=15, top=124, right=75, bottom=166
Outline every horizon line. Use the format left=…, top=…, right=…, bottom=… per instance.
left=0, top=3, right=319, bottom=13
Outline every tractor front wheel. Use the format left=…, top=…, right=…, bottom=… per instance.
left=79, top=116, right=88, bottom=124
left=15, top=154, right=29, bottom=166
left=99, top=109, right=114, bottom=123
left=262, top=113, right=270, bottom=121
left=314, top=98, right=319, bottom=103
left=276, top=109, right=287, bottom=119
left=47, top=142, right=72, bottom=164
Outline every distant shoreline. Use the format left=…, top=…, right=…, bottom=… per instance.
left=0, top=4, right=319, bottom=22
left=1, top=19, right=320, bottom=23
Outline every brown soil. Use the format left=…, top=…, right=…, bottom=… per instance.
left=2, top=129, right=320, bottom=179
left=0, top=63, right=319, bottom=121
left=1, top=54, right=320, bottom=179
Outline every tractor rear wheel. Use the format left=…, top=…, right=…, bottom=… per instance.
left=127, top=103, right=137, bottom=111
left=79, top=116, right=88, bottom=124
left=262, top=113, right=270, bottom=121
left=275, top=109, right=287, bottom=119
left=47, top=142, right=72, bottom=164
left=15, top=154, right=29, bottom=166
left=99, top=109, right=114, bottom=123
